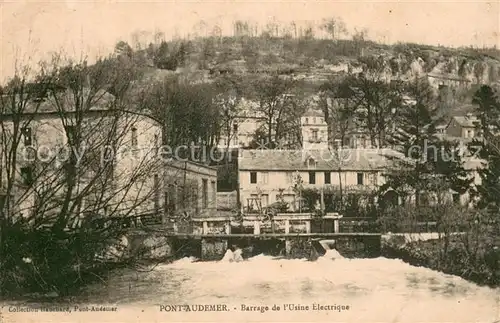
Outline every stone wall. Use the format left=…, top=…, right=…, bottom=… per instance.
left=201, top=238, right=228, bottom=261
left=127, top=232, right=174, bottom=261
left=284, top=236, right=381, bottom=259
left=334, top=236, right=381, bottom=258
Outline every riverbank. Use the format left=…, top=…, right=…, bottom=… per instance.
left=382, top=234, right=500, bottom=288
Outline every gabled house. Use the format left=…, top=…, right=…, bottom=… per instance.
left=445, top=113, right=479, bottom=141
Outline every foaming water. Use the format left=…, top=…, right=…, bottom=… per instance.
left=6, top=255, right=498, bottom=322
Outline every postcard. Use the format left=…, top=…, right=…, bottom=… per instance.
left=0, top=1, right=499, bottom=322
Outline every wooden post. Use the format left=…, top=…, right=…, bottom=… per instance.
left=203, top=221, right=208, bottom=234
left=225, top=221, right=231, bottom=234
left=334, top=219, right=340, bottom=233
left=320, top=188, right=325, bottom=211
left=285, top=219, right=290, bottom=234
left=254, top=220, right=260, bottom=234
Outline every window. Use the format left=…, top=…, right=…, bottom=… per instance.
left=202, top=179, right=208, bottom=208
left=309, top=171, right=316, bottom=184
left=305, top=118, right=309, bottom=124
left=260, top=172, right=269, bottom=184
left=232, top=135, right=238, bottom=146
left=357, top=173, right=364, bottom=185
left=131, top=126, right=138, bottom=147
left=452, top=193, right=460, bottom=204
left=154, top=174, right=160, bottom=212
left=20, top=166, right=34, bottom=186
left=324, top=172, right=331, bottom=184
left=250, top=172, right=257, bottom=184
left=167, top=184, right=177, bottom=211
left=311, top=129, right=318, bottom=141
left=233, top=122, right=238, bottom=132
left=211, top=181, right=216, bottom=207
left=307, top=157, right=316, bottom=168
left=21, top=127, right=32, bottom=146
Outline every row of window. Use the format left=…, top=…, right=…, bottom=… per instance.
left=249, top=171, right=366, bottom=185
left=20, top=125, right=77, bottom=146
left=304, top=117, right=324, bottom=124
left=19, top=125, right=147, bottom=147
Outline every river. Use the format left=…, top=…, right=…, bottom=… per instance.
left=2, top=255, right=499, bottom=322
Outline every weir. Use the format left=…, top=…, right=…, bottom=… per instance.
left=125, top=213, right=381, bottom=261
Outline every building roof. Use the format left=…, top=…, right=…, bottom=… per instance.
left=452, top=115, right=479, bottom=128
left=0, top=107, right=161, bottom=125
left=238, top=149, right=402, bottom=171
left=239, top=148, right=485, bottom=173
left=463, top=158, right=485, bottom=171
left=302, top=109, right=324, bottom=118
left=427, top=72, right=470, bottom=82
left=449, top=103, right=477, bottom=117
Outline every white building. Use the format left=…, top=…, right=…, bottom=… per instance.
left=0, top=99, right=218, bottom=228
left=0, top=106, right=163, bottom=223
left=237, top=149, right=395, bottom=212
left=301, top=109, right=329, bottom=150
left=237, top=148, right=484, bottom=212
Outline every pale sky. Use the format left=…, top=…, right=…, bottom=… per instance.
left=1, top=0, right=499, bottom=80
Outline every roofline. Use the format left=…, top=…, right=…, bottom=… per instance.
left=165, top=159, right=218, bottom=171
left=426, top=73, right=471, bottom=82
left=0, top=108, right=162, bottom=125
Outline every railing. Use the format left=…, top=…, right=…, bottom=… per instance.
left=88, top=213, right=162, bottom=230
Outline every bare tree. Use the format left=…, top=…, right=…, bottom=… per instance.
left=248, top=75, right=304, bottom=148
left=320, top=17, right=348, bottom=40
left=213, top=75, right=244, bottom=152
left=0, top=55, right=166, bottom=295
left=349, top=75, right=403, bottom=147
left=319, top=76, right=360, bottom=148
left=136, top=74, right=220, bottom=161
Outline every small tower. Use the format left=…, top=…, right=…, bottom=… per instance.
left=301, top=109, right=329, bottom=150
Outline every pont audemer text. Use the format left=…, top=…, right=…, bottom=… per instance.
left=159, top=304, right=229, bottom=312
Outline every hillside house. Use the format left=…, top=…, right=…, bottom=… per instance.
left=445, top=113, right=479, bottom=141
left=217, top=115, right=266, bottom=149
left=301, top=109, right=328, bottom=150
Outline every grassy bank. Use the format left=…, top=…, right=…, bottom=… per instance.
left=382, top=235, right=500, bottom=288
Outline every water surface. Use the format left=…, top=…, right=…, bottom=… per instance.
left=3, top=255, right=499, bottom=322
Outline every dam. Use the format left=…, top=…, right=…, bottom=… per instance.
left=121, top=213, right=382, bottom=261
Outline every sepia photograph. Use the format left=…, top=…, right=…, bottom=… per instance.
left=0, top=1, right=499, bottom=322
